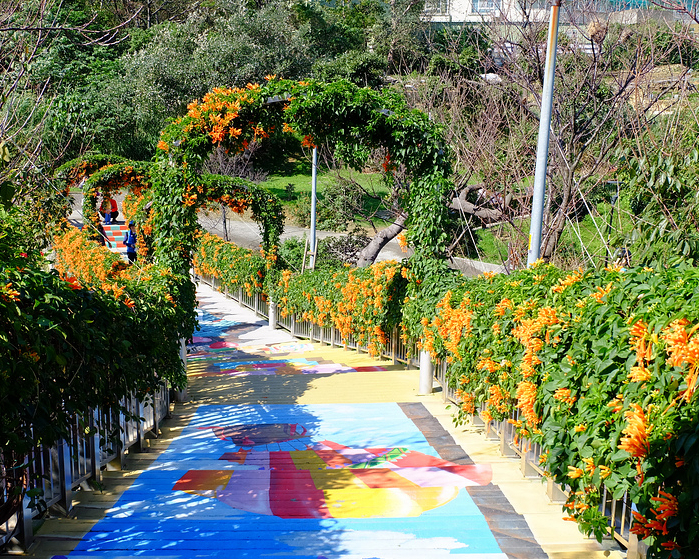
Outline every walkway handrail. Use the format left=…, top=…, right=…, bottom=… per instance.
left=196, top=272, right=646, bottom=559
left=0, top=385, right=169, bottom=550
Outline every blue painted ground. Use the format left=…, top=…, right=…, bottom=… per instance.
left=67, top=404, right=507, bottom=559
left=60, top=287, right=509, bottom=559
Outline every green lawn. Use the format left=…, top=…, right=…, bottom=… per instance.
left=473, top=200, right=636, bottom=269
left=262, top=164, right=637, bottom=269
left=264, top=167, right=391, bottom=227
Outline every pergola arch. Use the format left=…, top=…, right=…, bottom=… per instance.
left=151, top=78, right=454, bottom=276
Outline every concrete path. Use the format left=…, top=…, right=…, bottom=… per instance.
left=14, top=283, right=624, bottom=559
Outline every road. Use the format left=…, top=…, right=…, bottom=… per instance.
left=69, top=192, right=504, bottom=276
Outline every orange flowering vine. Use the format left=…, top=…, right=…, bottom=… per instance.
left=618, top=403, right=651, bottom=460
left=631, top=490, right=679, bottom=541
left=516, top=380, right=539, bottom=427
left=661, top=318, right=699, bottom=401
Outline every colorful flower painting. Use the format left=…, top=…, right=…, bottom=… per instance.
left=174, top=421, right=492, bottom=519
left=69, top=403, right=507, bottom=558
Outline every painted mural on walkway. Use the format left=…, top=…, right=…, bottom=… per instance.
left=174, top=419, right=492, bottom=519
left=186, top=308, right=389, bottom=377
left=68, top=403, right=507, bottom=558
left=61, top=287, right=510, bottom=558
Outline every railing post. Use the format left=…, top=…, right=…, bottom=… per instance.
left=90, top=408, right=102, bottom=483
left=626, top=531, right=648, bottom=559
left=136, top=399, right=145, bottom=452
left=392, top=328, right=398, bottom=365
left=268, top=300, right=277, bottom=329
left=291, top=315, right=296, bottom=337
left=521, top=451, right=540, bottom=479
left=500, top=425, right=517, bottom=457
left=175, top=338, right=189, bottom=402
left=330, top=326, right=336, bottom=348
left=153, top=393, right=160, bottom=438
left=19, top=494, right=34, bottom=547
left=418, top=350, right=433, bottom=395
left=546, top=478, right=568, bottom=503
left=58, top=439, right=73, bottom=514
left=117, top=406, right=127, bottom=470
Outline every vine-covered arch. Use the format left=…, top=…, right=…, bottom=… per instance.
left=56, top=156, right=284, bottom=264
left=152, top=78, right=454, bottom=277
left=198, top=173, right=284, bottom=257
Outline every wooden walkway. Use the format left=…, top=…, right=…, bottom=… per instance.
left=8, top=283, right=625, bottom=559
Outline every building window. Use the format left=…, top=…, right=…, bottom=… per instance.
left=424, top=0, right=449, bottom=15
left=473, top=0, right=499, bottom=13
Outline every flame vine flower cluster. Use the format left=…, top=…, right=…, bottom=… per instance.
left=52, top=223, right=195, bottom=345
left=0, top=221, right=191, bottom=478
left=271, top=260, right=407, bottom=358
left=418, top=261, right=699, bottom=558
left=193, top=232, right=266, bottom=297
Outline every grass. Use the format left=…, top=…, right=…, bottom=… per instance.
left=263, top=165, right=391, bottom=228
left=261, top=158, right=638, bottom=269
left=473, top=200, right=637, bottom=269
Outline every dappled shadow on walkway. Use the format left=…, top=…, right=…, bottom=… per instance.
left=60, top=284, right=525, bottom=559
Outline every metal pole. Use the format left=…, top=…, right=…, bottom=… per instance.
left=419, top=350, right=434, bottom=395
left=309, top=146, right=318, bottom=269
left=527, top=0, right=561, bottom=267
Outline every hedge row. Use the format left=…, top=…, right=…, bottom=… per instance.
left=2, top=223, right=193, bottom=496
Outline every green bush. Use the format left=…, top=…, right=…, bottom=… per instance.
left=1, top=219, right=190, bottom=491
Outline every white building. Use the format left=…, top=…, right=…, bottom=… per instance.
left=424, top=0, right=548, bottom=23
left=422, top=1, right=685, bottom=25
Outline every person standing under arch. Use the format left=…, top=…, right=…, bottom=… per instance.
left=101, top=196, right=119, bottom=224
left=123, top=221, right=137, bottom=263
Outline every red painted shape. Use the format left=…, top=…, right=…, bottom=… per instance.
left=390, top=450, right=446, bottom=468
left=173, top=470, right=231, bottom=491
left=391, top=451, right=492, bottom=485
left=208, top=341, right=238, bottom=349
left=438, top=464, right=492, bottom=486
left=269, top=452, right=329, bottom=519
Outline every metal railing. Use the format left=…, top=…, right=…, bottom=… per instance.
left=450, top=392, right=638, bottom=554
left=1, top=385, right=169, bottom=550
left=197, top=274, right=419, bottom=367
left=195, top=273, right=643, bottom=557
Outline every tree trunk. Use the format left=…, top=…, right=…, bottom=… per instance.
left=221, top=204, right=228, bottom=242
left=356, top=213, right=407, bottom=267
left=541, top=171, right=574, bottom=260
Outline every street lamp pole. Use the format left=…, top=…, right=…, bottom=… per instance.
left=527, top=0, right=561, bottom=266
left=309, top=146, right=318, bottom=270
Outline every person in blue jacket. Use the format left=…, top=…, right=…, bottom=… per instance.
left=123, top=221, right=137, bottom=263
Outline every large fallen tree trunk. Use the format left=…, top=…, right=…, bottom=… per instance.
left=356, top=213, right=408, bottom=267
